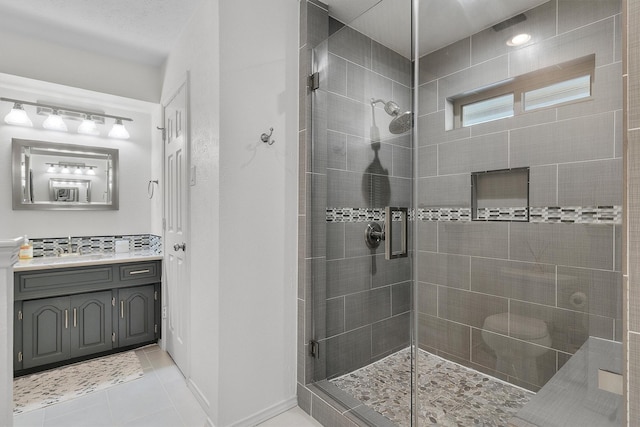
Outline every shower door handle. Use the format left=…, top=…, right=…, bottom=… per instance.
left=385, top=207, right=408, bottom=260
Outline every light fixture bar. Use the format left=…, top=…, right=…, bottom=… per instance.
left=0, top=97, right=133, bottom=122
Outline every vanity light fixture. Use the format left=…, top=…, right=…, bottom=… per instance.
left=61, top=165, right=70, bottom=174
left=77, top=114, right=100, bottom=136
left=4, top=103, right=33, bottom=127
left=108, top=118, right=130, bottom=139
left=43, top=110, right=68, bottom=132
left=86, top=167, right=96, bottom=175
left=0, top=97, right=133, bottom=139
left=46, top=164, right=57, bottom=173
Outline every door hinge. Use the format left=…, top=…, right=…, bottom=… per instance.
left=309, top=72, right=320, bottom=91
left=112, top=332, right=116, bottom=343
left=17, top=310, right=22, bottom=321
left=17, top=351, right=22, bottom=362
left=154, top=324, right=158, bottom=334
left=154, top=291, right=158, bottom=301
left=309, top=340, right=320, bottom=359
left=112, top=297, right=116, bottom=307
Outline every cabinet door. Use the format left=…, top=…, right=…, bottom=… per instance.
left=22, top=297, right=70, bottom=369
left=118, top=285, right=155, bottom=347
left=70, top=291, right=113, bottom=358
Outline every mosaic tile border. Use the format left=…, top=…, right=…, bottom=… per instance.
left=326, top=206, right=622, bottom=224
left=29, top=234, right=162, bottom=258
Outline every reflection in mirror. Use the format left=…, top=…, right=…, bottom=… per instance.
left=12, top=138, right=118, bottom=210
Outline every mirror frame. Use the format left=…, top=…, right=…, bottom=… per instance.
left=12, top=138, right=119, bottom=210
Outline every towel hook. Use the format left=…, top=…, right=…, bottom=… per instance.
left=260, top=127, right=275, bottom=145
left=148, top=180, right=159, bottom=199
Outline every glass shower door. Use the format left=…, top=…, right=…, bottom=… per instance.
left=306, top=1, right=415, bottom=425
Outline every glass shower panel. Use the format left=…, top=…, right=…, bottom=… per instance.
left=307, top=1, right=414, bottom=425
left=415, top=0, right=623, bottom=425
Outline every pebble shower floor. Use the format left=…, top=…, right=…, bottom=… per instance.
left=331, top=348, right=533, bottom=426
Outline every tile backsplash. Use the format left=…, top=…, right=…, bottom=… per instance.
left=28, top=234, right=162, bottom=257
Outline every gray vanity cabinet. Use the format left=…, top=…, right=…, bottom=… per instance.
left=117, top=285, right=155, bottom=347
left=22, top=291, right=113, bottom=369
left=14, top=260, right=161, bottom=374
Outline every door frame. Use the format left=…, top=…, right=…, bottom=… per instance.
left=161, top=72, right=192, bottom=377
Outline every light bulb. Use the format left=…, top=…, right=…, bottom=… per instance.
left=4, top=103, right=33, bottom=127
left=43, top=111, right=68, bottom=132
left=61, top=165, right=70, bottom=174
left=507, top=33, right=531, bottom=47
left=86, top=167, right=96, bottom=175
left=74, top=167, right=83, bottom=175
left=108, top=119, right=129, bottom=139
left=47, top=164, right=57, bottom=173
left=78, top=115, right=99, bottom=135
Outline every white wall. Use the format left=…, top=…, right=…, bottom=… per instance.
left=161, top=0, right=221, bottom=423
left=0, top=29, right=161, bottom=103
left=161, top=0, right=299, bottom=425
left=0, top=74, right=159, bottom=239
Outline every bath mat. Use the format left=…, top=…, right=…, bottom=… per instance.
left=13, top=351, right=144, bottom=414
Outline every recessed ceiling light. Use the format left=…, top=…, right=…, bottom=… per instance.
left=507, top=33, right=531, bottom=47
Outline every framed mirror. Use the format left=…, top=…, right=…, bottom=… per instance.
left=12, top=138, right=119, bottom=210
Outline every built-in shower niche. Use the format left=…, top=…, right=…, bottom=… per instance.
left=471, top=168, right=529, bottom=221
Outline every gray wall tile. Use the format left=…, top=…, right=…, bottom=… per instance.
left=327, top=130, right=347, bottom=170
left=558, top=0, right=620, bottom=34
left=327, top=92, right=369, bottom=137
left=438, top=132, right=509, bottom=175
left=328, top=25, right=371, bottom=68
left=372, top=253, right=411, bottom=288
left=326, top=256, right=371, bottom=298
left=510, top=112, right=616, bottom=168
left=344, top=288, right=391, bottom=331
left=417, top=221, right=437, bottom=252
left=510, top=223, right=615, bottom=270
left=311, top=394, right=358, bottom=427
left=326, top=222, right=345, bottom=260
left=529, top=165, right=558, bottom=207
left=306, top=1, right=329, bottom=49
left=557, top=159, right=623, bottom=206
left=327, top=169, right=368, bottom=207
left=344, top=222, right=374, bottom=258
left=418, top=314, right=471, bottom=360
left=392, top=82, right=412, bottom=115
left=510, top=300, right=614, bottom=353
left=418, top=81, right=438, bottom=116
left=372, top=313, right=411, bottom=358
left=328, top=53, right=347, bottom=96
left=438, top=222, right=509, bottom=259
left=418, top=111, right=470, bottom=146
left=557, top=266, right=622, bottom=319
left=346, top=135, right=393, bottom=175
left=326, top=297, right=345, bottom=337
left=392, top=281, right=411, bottom=315
left=418, top=145, right=437, bottom=178
left=417, top=282, right=438, bottom=316
left=346, top=62, right=392, bottom=104
left=438, top=287, right=508, bottom=329
left=509, top=17, right=615, bottom=76
left=418, top=174, right=471, bottom=207
left=324, top=326, right=372, bottom=379
left=419, top=37, right=470, bottom=84
left=437, top=56, right=510, bottom=110
left=471, top=328, right=558, bottom=388
left=470, top=258, right=556, bottom=305
left=392, top=145, right=412, bottom=179
left=371, top=41, right=411, bottom=86
left=418, top=251, right=470, bottom=289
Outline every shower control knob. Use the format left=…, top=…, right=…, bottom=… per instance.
left=173, top=243, right=186, bottom=251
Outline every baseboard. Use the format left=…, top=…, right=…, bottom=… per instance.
left=228, top=396, right=298, bottom=427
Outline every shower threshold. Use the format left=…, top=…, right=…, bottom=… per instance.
left=329, top=347, right=533, bottom=427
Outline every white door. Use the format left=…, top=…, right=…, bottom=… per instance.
left=164, top=81, right=189, bottom=376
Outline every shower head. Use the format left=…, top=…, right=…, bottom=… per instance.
left=371, top=98, right=413, bottom=134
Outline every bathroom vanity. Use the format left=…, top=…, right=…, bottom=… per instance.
left=13, top=254, right=161, bottom=375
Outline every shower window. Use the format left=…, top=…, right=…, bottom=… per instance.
left=453, top=54, right=594, bottom=129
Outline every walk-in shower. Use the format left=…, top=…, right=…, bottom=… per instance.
left=299, top=0, right=624, bottom=425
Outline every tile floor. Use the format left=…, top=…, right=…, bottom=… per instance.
left=13, top=345, right=319, bottom=427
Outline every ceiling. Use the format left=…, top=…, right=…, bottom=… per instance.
left=0, top=0, right=203, bottom=66
left=327, top=0, right=549, bottom=58
left=0, top=0, right=548, bottom=67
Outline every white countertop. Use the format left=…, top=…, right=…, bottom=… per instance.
left=13, top=251, right=163, bottom=272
